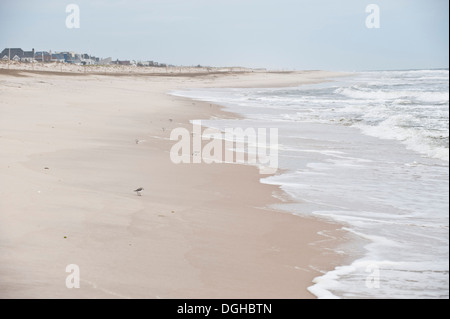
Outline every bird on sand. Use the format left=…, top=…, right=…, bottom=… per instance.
left=134, top=187, right=144, bottom=196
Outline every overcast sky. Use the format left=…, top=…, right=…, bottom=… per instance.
left=0, top=0, right=448, bottom=70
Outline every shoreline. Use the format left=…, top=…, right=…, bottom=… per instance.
left=170, top=91, right=357, bottom=299
left=0, top=68, right=349, bottom=298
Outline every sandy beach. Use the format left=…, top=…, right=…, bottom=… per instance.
left=0, top=66, right=347, bottom=299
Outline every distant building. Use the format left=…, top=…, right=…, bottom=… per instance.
left=69, top=53, right=82, bottom=64
left=0, top=48, right=37, bottom=62
left=99, top=57, right=112, bottom=65
left=51, top=53, right=65, bottom=63
left=0, top=48, right=31, bottom=61
left=114, top=59, right=131, bottom=66
left=0, top=47, right=170, bottom=68
left=35, top=51, right=52, bottom=62
left=21, top=49, right=35, bottom=62
left=0, top=48, right=23, bottom=60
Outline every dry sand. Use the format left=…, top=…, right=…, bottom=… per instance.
left=0, top=67, right=348, bottom=298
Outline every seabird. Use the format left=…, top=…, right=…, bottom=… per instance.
left=134, top=187, right=144, bottom=196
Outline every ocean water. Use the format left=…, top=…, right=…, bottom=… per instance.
left=172, top=69, right=449, bottom=299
